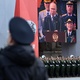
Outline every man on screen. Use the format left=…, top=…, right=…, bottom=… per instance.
left=39, top=0, right=51, bottom=42
left=42, top=2, right=60, bottom=50
left=60, top=1, right=77, bottom=32
left=56, top=0, right=77, bottom=15
left=65, top=17, right=76, bottom=43
left=43, top=2, right=60, bottom=33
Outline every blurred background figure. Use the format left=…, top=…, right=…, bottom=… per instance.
left=43, top=2, right=60, bottom=51
left=43, top=2, right=60, bottom=32
left=38, top=0, right=52, bottom=54
left=39, top=0, right=51, bottom=42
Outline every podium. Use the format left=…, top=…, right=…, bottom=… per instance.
left=44, top=31, right=66, bottom=42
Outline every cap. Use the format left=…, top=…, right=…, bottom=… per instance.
left=66, top=19, right=73, bottom=23
left=44, top=0, right=51, bottom=3
left=9, top=17, right=34, bottom=45
left=66, top=1, right=73, bottom=5
left=65, top=16, right=74, bottom=23
left=70, top=55, right=74, bottom=58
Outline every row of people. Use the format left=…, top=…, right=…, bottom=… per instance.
left=40, top=56, right=80, bottom=77
left=38, top=0, right=77, bottom=43
left=38, top=0, right=77, bottom=15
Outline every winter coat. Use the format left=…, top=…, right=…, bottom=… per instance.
left=0, top=45, right=48, bottom=80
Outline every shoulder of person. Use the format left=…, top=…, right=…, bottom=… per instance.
left=30, top=58, right=45, bottom=70
left=0, top=54, right=14, bottom=67
left=46, top=15, right=51, bottom=18
left=44, top=15, right=51, bottom=22
left=61, top=14, right=67, bottom=17
left=55, top=13, right=60, bottom=18
left=39, top=10, right=46, bottom=14
left=72, top=30, right=76, bottom=34
left=29, top=58, right=48, bottom=80
left=0, top=54, right=9, bottom=67
left=35, top=58, right=45, bottom=67
left=73, top=14, right=76, bottom=16
left=0, top=54, right=4, bottom=66
left=56, top=13, right=59, bottom=16
left=29, top=58, right=45, bottom=73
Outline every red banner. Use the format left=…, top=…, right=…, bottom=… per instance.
left=15, top=0, right=39, bottom=57
left=37, top=0, right=42, bottom=8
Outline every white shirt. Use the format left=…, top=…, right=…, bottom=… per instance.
left=68, top=14, right=72, bottom=16
left=51, top=15, right=56, bottom=21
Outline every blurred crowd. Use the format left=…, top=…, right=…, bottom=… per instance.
left=40, top=55, right=80, bottom=77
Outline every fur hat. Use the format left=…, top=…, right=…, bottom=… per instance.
left=9, top=17, right=34, bottom=45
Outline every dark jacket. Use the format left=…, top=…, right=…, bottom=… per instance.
left=0, top=45, right=48, bottom=80
left=43, top=14, right=60, bottom=33
left=66, top=30, right=76, bottom=43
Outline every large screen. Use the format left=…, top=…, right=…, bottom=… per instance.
left=38, top=0, right=77, bottom=43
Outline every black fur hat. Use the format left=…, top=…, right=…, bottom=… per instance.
left=9, top=17, right=34, bottom=44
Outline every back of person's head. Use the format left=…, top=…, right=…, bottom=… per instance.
left=9, top=17, right=34, bottom=45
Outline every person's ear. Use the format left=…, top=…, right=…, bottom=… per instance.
left=7, top=33, right=15, bottom=45
left=9, top=36, right=13, bottom=44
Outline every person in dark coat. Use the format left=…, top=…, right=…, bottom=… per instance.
left=0, top=17, right=48, bottom=80
left=43, top=2, right=60, bottom=33
left=42, top=2, right=60, bottom=51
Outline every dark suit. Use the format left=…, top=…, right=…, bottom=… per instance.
left=0, top=45, right=48, bottom=80
left=43, top=14, right=60, bottom=33
left=42, top=14, right=60, bottom=51
left=60, top=14, right=77, bottom=32
left=66, top=30, right=76, bottom=43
